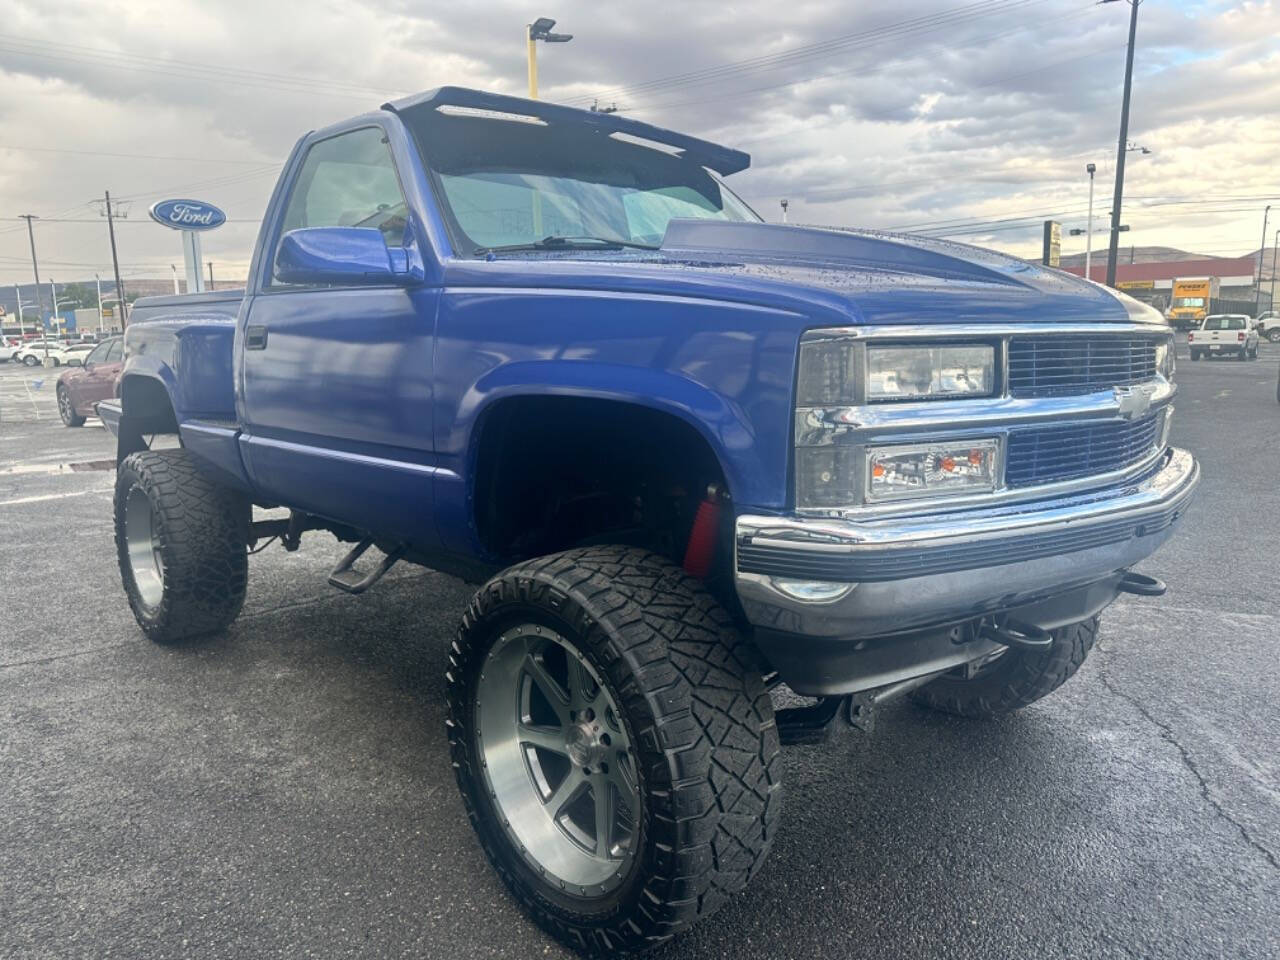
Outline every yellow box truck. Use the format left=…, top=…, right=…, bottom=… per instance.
left=1166, top=277, right=1219, bottom=330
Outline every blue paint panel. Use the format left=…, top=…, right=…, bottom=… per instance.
left=431, top=287, right=799, bottom=555
left=238, top=283, right=440, bottom=544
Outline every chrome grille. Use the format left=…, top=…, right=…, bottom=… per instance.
left=1005, top=413, right=1162, bottom=488
left=1008, top=336, right=1160, bottom=398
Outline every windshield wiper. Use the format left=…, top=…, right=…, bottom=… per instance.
left=475, top=235, right=660, bottom=256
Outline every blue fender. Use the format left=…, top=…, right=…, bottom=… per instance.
left=433, top=360, right=790, bottom=556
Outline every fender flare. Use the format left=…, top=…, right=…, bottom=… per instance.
left=460, top=360, right=781, bottom=509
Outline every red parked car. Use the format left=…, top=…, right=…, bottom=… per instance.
left=55, top=336, right=123, bottom=426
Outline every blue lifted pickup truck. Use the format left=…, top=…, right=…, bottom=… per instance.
left=104, top=87, right=1198, bottom=953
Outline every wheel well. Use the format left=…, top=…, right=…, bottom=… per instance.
left=120, top=375, right=179, bottom=434
left=473, top=396, right=731, bottom=572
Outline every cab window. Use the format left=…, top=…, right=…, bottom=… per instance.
left=272, top=127, right=408, bottom=283
left=85, top=341, right=111, bottom=365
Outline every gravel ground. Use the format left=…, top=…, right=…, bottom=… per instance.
left=1, top=347, right=1277, bottom=960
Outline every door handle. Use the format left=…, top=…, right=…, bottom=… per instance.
left=245, top=325, right=268, bottom=350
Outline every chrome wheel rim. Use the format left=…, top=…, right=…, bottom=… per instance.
left=475, top=624, right=639, bottom=896
left=124, top=486, right=165, bottom=611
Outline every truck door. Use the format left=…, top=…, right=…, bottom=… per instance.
left=239, top=123, right=441, bottom=546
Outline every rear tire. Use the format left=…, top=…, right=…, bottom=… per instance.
left=114, top=448, right=249, bottom=644
left=57, top=385, right=85, bottom=427
left=23, top=354, right=38, bottom=366
left=912, top=616, right=1099, bottom=718
left=447, top=546, right=781, bottom=954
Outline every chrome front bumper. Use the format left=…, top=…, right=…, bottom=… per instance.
left=735, top=447, right=1199, bottom=640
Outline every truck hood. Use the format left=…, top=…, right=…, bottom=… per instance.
left=656, top=219, right=1135, bottom=326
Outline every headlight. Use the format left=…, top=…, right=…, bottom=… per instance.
left=1155, top=337, right=1175, bottom=379
left=867, top=345, right=994, bottom=401
left=795, top=337, right=996, bottom=405
left=867, top=440, right=998, bottom=502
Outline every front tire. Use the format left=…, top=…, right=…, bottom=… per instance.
left=447, top=547, right=781, bottom=954
left=114, top=448, right=249, bottom=644
left=57, top=385, right=85, bottom=427
left=912, top=616, right=1099, bottom=718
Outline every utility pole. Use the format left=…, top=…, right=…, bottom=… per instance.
left=103, top=191, right=129, bottom=329
left=1255, top=205, right=1271, bottom=315
left=1085, top=164, right=1096, bottom=281
left=207, top=261, right=215, bottom=288
left=1103, top=0, right=1140, bottom=289
left=95, top=274, right=104, bottom=333
left=19, top=214, right=49, bottom=364
left=1270, top=229, right=1279, bottom=315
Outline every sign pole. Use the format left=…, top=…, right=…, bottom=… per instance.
left=182, top=231, right=205, bottom=293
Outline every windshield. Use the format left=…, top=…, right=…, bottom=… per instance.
left=1173, top=298, right=1205, bottom=308
left=406, top=110, right=759, bottom=255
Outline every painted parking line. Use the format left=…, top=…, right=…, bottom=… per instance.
left=0, top=459, right=115, bottom=477
left=0, top=488, right=111, bottom=507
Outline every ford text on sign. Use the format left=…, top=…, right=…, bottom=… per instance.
left=149, top=199, right=227, bottom=231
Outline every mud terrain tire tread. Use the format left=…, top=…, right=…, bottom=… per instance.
left=446, top=546, right=781, bottom=955
left=114, top=448, right=249, bottom=644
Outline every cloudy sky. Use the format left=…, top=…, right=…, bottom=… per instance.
left=0, top=0, right=1277, bottom=291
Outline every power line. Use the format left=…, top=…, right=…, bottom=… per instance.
left=0, top=32, right=403, bottom=101
left=567, top=0, right=1051, bottom=107
left=2, top=145, right=273, bottom=165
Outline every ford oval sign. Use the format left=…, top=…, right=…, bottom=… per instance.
left=149, top=199, right=226, bottom=231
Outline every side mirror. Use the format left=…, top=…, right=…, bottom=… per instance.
left=275, top=227, right=413, bottom=286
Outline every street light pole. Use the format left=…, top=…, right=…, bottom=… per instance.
left=526, top=17, right=573, bottom=99
left=49, top=279, right=59, bottom=342
left=14, top=284, right=23, bottom=338
left=1085, top=163, right=1096, bottom=281
left=207, top=261, right=215, bottom=288
left=1103, top=0, right=1140, bottom=289
left=780, top=199, right=789, bottom=224
left=95, top=273, right=104, bottom=333
left=1254, top=205, right=1271, bottom=315
left=171, top=264, right=180, bottom=295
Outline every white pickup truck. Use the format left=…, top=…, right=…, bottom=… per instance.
left=1188, top=314, right=1259, bottom=361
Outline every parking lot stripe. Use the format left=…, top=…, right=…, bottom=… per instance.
left=0, top=488, right=110, bottom=507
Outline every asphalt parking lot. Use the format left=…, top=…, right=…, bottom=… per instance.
left=2, top=346, right=1278, bottom=960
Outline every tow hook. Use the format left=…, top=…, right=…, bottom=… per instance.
left=1116, top=571, right=1167, bottom=597
left=979, top=617, right=1054, bottom=651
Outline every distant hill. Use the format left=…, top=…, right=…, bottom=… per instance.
left=1059, top=246, right=1211, bottom=268
left=1058, top=245, right=1276, bottom=280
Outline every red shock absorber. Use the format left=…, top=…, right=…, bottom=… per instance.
left=683, top=483, right=723, bottom=579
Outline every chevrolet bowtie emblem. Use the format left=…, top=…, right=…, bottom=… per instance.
left=1114, top=384, right=1155, bottom=420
